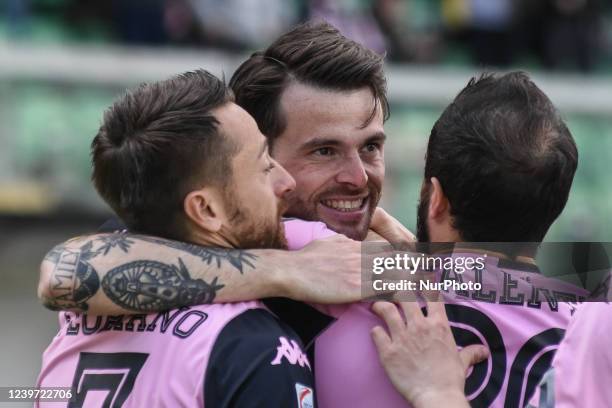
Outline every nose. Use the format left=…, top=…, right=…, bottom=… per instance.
left=335, top=153, right=368, bottom=188
left=273, top=159, right=296, bottom=198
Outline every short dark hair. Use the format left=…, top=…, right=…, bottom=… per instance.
left=424, top=71, right=578, bottom=242
left=229, top=20, right=389, bottom=145
left=91, top=69, right=235, bottom=241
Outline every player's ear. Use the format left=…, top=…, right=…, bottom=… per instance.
left=184, top=187, right=225, bottom=233
left=428, top=177, right=450, bottom=220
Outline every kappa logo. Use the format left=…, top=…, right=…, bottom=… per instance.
left=270, top=336, right=311, bottom=370
left=295, top=383, right=314, bottom=408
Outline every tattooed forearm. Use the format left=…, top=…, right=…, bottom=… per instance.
left=40, top=233, right=250, bottom=312
left=42, top=241, right=225, bottom=312
left=41, top=295, right=89, bottom=312
left=47, top=232, right=256, bottom=273
left=102, top=258, right=224, bottom=311
left=42, top=245, right=100, bottom=312
left=41, top=234, right=132, bottom=312
left=136, top=235, right=257, bottom=274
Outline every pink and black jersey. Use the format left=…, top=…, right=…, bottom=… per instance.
left=48, top=217, right=590, bottom=408
left=37, top=301, right=315, bottom=407
left=280, top=220, right=587, bottom=408
left=313, top=253, right=588, bottom=408
left=35, top=218, right=340, bottom=408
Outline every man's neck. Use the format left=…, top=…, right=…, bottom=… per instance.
left=188, top=229, right=236, bottom=249
left=451, top=242, right=538, bottom=265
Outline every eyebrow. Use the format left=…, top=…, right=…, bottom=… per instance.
left=300, top=132, right=387, bottom=151
left=300, top=138, right=342, bottom=152
left=364, top=132, right=387, bottom=144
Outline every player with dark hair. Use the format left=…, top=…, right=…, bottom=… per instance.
left=35, top=67, right=451, bottom=408
left=38, top=21, right=391, bottom=315
left=36, top=21, right=411, bottom=406
left=416, top=72, right=577, bottom=244
left=36, top=69, right=325, bottom=407
left=326, top=72, right=581, bottom=408
left=38, top=23, right=580, bottom=407
left=230, top=20, right=389, bottom=241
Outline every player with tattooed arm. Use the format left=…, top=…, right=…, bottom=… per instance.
left=37, top=70, right=340, bottom=407
left=39, top=23, right=583, bottom=407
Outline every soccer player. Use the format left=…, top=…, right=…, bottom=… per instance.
left=312, top=72, right=582, bottom=408
left=36, top=69, right=325, bottom=407
left=39, top=24, right=578, bottom=407
left=38, top=21, right=390, bottom=316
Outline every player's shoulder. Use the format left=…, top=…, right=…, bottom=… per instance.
left=214, top=307, right=303, bottom=348
left=206, top=308, right=311, bottom=388
left=571, top=302, right=612, bottom=336
left=205, top=308, right=314, bottom=407
left=182, top=300, right=268, bottom=335
left=208, top=307, right=311, bottom=373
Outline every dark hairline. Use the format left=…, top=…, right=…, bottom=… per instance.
left=276, top=79, right=387, bottom=138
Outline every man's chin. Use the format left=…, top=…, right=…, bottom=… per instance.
left=315, top=202, right=373, bottom=241
left=320, top=216, right=370, bottom=241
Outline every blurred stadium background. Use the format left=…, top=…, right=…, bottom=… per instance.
left=1, top=0, right=611, bottom=398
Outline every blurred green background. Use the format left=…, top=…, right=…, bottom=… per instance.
left=2, top=81, right=611, bottom=239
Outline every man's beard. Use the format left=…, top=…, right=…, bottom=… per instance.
left=283, top=180, right=381, bottom=241
left=416, top=190, right=430, bottom=243
left=235, top=216, right=288, bottom=249
left=225, top=192, right=288, bottom=250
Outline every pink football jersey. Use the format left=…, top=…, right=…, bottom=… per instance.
left=36, top=302, right=263, bottom=407
left=314, top=254, right=585, bottom=408
left=36, top=219, right=331, bottom=408
left=529, top=298, right=612, bottom=407
left=37, top=219, right=590, bottom=408
left=282, top=220, right=586, bottom=408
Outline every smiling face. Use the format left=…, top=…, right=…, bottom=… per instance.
left=272, top=83, right=385, bottom=240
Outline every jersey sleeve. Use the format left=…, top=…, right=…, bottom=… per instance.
left=204, top=308, right=316, bottom=408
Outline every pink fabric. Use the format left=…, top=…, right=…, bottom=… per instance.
left=38, top=219, right=588, bottom=407
left=314, top=253, right=582, bottom=408
left=553, top=302, right=612, bottom=407
left=530, top=301, right=612, bottom=408
left=284, top=219, right=337, bottom=250
left=36, top=302, right=263, bottom=408
left=284, top=220, right=585, bottom=407
left=36, top=219, right=333, bottom=407
left=284, top=219, right=349, bottom=319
